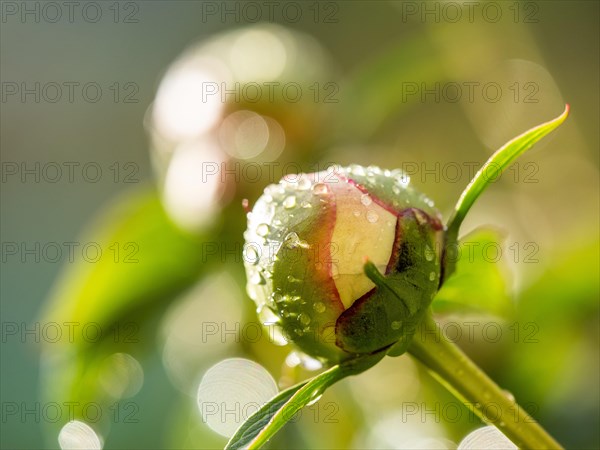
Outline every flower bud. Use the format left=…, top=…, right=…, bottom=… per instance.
left=244, top=165, right=444, bottom=363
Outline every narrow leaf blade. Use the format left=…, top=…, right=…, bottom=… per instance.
left=225, top=366, right=342, bottom=450
left=443, top=105, right=570, bottom=281
left=226, top=353, right=385, bottom=449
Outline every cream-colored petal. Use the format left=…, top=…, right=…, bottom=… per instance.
left=330, top=181, right=397, bottom=309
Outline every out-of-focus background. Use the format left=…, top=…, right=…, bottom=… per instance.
left=1, top=1, right=598, bottom=449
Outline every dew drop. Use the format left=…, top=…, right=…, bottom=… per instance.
left=258, top=307, right=279, bottom=326
left=396, top=174, right=410, bottom=187
left=414, top=210, right=428, bottom=226
left=250, top=272, right=266, bottom=285
left=301, top=201, right=312, bottom=209
left=243, top=246, right=260, bottom=265
left=503, top=390, right=516, bottom=402
left=429, top=271, right=436, bottom=281
left=284, top=232, right=309, bottom=249
left=361, top=194, right=372, bottom=206
left=348, top=164, right=365, bottom=176
left=313, top=302, right=326, bottom=313
left=283, top=196, right=296, bottom=209
left=367, top=165, right=381, bottom=175
left=284, top=232, right=300, bottom=248
left=298, top=314, right=311, bottom=326
left=256, top=223, right=270, bottom=237
left=366, top=210, right=379, bottom=223
left=312, top=183, right=328, bottom=195
left=392, top=185, right=401, bottom=195
left=391, top=321, right=401, bottom=330
left=307, top=392, right=323, bottom=406
left=297, top=177, right=311, bottom=190
left=424, top=245, right=435, bottom=261
left=352, top=210, right=361, bottom=217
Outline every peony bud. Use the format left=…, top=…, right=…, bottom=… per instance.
left=244, top=165, right=444, bottom=364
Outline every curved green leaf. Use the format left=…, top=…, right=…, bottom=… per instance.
left=226, top=353, right=385, bottom=450
left=443, top=105, right=570, bottom=282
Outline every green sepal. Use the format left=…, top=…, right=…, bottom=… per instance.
left=335, top=210, right=440, bottom=354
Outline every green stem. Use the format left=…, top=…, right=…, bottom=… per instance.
left=408, top=313, right=563, bottom=449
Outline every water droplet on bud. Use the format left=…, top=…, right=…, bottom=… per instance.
left=414, top=210, right=428, bottom=226
left=366, top=210, right=379, bottom=223
left=250, top=272, right=266, bottom=285
left=429, top=271, right=436, bottom=281
left=391, top=321, right=401, bottom=330
left=312, top=183, right=328, bottom=195
left=283, top=196, right=296, bottom=209
left=284, top=232, right=309, bottom=249
left=348, top=164, right=365, bottom=176
left=361, top=194, right=372, bottom=206
left=243, top=246, right=260, bottom=265
left=256, top=223, right=270, bottom=237
left=258, top=306, right=279, bottom=326
left=297, top=177, right=311, bottom=190
left=313, top=302, right=326, bottom=313
left=424, top=245, right=435, bottom=261
left=298, top=313, right=311, bottom=325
